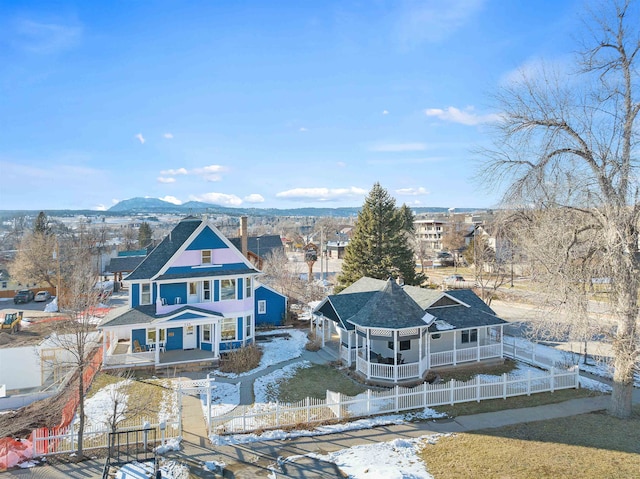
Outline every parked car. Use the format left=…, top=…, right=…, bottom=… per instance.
left=13, top=289, right=35, bottom=304
left=444, top=274, right=466, bottom=284
left=34, top=291, right=52, bottom=302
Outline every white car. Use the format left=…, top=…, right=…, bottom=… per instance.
left=34, top=291, right=52, bottom=302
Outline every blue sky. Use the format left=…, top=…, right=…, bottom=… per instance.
left=0, top=0, right=585, bottom=211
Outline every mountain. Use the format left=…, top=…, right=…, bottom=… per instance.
left=106, top=197, right=481, bottom=217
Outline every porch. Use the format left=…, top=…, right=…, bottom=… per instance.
left=102, top=340, right=219, bottom=369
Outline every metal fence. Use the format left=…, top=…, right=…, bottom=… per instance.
left=210, top=366, right=579, bottom=435
left=32, top=417, right=180, bottom=456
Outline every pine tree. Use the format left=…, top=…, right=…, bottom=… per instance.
left=138, top=222, right=153, bottom=249
left=336, top=183, right=421, bottom=291
left=33, top=211, right=51, bottom=235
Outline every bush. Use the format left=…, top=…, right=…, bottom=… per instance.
left=305, top=332, right=322, bottom=352
left=219, top=344, right=263, bottom=374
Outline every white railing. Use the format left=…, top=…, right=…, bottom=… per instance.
left=32, top=418, right=180, bottom=456
left=103, top=351, right=155, bottom=368
left=211, top=366, right=579, bottom=435
left=430, top=343, right=502, bottom=368
left=503, top=338, right=558, bottom=369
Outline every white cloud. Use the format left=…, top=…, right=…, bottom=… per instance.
left=192, top=164, right=228, bottom=182
left=160, top=196, right=182, bottom=205
left=92, top=204, right=107, bottom=211
left=159, top=168, right=188, bottom=176
left=244, top=194, right=265, bottom=203
left=382, top=110, right=389, bottom=115
left=12, top=19, right=82, bottom=54
left=397, top=0, right=485, bottom=46
left=157, top=177, right=176, bottom=184
left=135, top=133, right=145, bottom=144
left=370, top=143, right=427, bottom=152
left=424, top=106, right=500, bottom=126
left=276, top=187, right=367, bottom=202
left=190, top=192, right=243, bottom=206
left=163, top=133, right=174, bottom=139
left=396, top=187, right=430, bottom=196
left=299, top=127, right=308, bottom=132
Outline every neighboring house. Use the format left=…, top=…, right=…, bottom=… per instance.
left=99, top=216, right=286, bottom=370
left=255, top=283, right=287, bottom=327
left=414, top=218, right=447, bottom=252
left=105, top=249, right=148, bottom=285
left=312, top=277, right=507, bottom=384
left=229, top=234, right=284, bottom=270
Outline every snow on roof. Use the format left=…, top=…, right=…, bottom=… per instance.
left=434, top=320, right=455, bottom=331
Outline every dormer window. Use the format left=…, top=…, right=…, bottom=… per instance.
left=201, top=250, right=212, bottom=265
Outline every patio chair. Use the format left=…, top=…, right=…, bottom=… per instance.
left=133, top=339, right=144, bottom=353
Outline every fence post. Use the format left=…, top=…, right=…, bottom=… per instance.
left=550, top=367, right=555, bottom=393
left=306, top=397, right=310, bottom=423
left=527, top=370, right=531, bottom=396
left=450, top=379, right=455, bottom=405
left=337, top=394, right=342, bottom=420
left=575, top=366, right=580, bottom=389
left=476, top=376, right=480, bottom=402
left=395, top=385, right=399, bottom=412
left=70, top=425, right=75, bottom=453
left=503, top=373, right=507, bottom=399
left=276, top=401, right=280, bottom=427
left=366, top=389, right=371, bottom=415
left=423, top=382, right=427, bottom=408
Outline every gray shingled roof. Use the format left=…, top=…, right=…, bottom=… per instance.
left=105, top=256, right=146, bottom=274
left=426, top=304, right=506, bottom=331
left=229, top=235, right=283, bottom=259
left=100, top=304, right=224, bottom=328
left=126, top=217, right=202, bottom=281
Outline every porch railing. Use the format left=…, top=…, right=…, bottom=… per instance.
left=103, top=351, right=155, bottom=368
left=356, top=356, right=422, bottom=382
left=430, top=343, right=501, bottom=368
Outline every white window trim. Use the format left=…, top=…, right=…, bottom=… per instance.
left=221, top=318, right=237, bottom=341
left=245, top=277, right=252, bottom=298
left=201, top=324, right=212, bottom=343
left=220, top=279, right=237, bottom=301
left=258, top=300, right=267, bottom=314
left=245, top=315, right=252, bottom=339
left=140, top=283, right=151, bottom=305
left=201, top=250, right=212, bottom=265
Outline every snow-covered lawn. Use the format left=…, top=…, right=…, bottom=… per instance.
left=213, top=328, right=308, bottom=378
left=200, top=382, right=241, bottom=417
left=286, top=434, right=449, bottom=479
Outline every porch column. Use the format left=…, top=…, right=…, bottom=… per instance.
left=477, top=329, right=481, bottom=362
left=321, top=318, right=326, bottom=347
left=419, top=330, right=424, bottom=375
left=366, top=329, right=371, bottom=379
left=500, top=324, right=504, bottom=358
left=155, top=327, right=160, bottom=364
left=453, top=331, right=457, bottom=366
left=393, top=330, right=398, bottom=382
left=347, top=331, right=352, bottom=367
left=214, top=322, right=221, bottom=359
left=242, top=317, right=247, bottom=347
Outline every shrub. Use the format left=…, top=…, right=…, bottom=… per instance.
left=219, top=344, right=263, bottom=374
left=305, top=332, right=322, bottom=352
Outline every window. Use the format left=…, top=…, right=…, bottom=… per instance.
left=221, top=318, right=236, bottom=340
left=203, top=281, right=211, bottom=301
left=431, top=333, right=441, bottom=340
left=461, top=329, right=478, bottom=344
left=147, top=329, right=165, bottom=343
left=202, top=324, right=211, bottom=342
left=388, top=340, right=411, bottom=351
left=221, top=279, right=236, bottom=301
left=189, top=282, right=197, bottom=296
left=258, top=300, right=266, bottom=314
left=1, top=282, right=6, bottom=289
left=245, top=277, right=252, bottom=298
left=245, top=315, right=252, bottom=339
left=201, top=250, right=212, bottom=264
left=141, top=283, right=151, bottom=305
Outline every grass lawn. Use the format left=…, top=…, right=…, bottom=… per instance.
left=275, top=364, right=367, bottom=403
left=420, top=405, right=640, bottom=479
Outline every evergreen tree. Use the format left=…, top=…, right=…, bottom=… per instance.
left=33, top=211, right=51, bottom=235
left=336, top=183, right=421, bottom=291
left=138, top=222, right=153, bottom=249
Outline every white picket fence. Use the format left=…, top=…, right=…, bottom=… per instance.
left=32, top=417, right=180, bottom=456
left=211, top=366, right=579, bottom=435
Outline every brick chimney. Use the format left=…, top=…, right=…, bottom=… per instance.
left=240, top=216, right=248, bottom=259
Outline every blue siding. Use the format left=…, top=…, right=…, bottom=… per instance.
left=255, top=286, right=287, bottom=326
left=152, top=283, right=158, bottom=304
left=131, top=284, right=140, bottom=307
left=237, top=316, right=243, bottom=340
left=220, top=341, right=243, bottom=351
left=185, top=227, right=229, bottom=250
left=214, top=280, right=220, bottom=302
left=132, top=328, right=146, bottom=349
left=201, top=342, right=212, bottom=352
left=159, top=283, right=187, bottom=306
left=166, top=327, right=183, bottom=351
left=237, top=278, right=243, bottom=300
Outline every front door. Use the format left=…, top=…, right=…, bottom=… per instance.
left=188, top=282, right=198, bottom=304
left=183, top=324, right=197, bottom=349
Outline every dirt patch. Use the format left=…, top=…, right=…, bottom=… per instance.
left=0, top=317, right=66, bottom=347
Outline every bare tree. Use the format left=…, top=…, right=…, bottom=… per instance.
left=9, top=232, right=58, bottom=289
left=481, top=0, right=639, bottom=417
left=46, top=242, right=102, bottom=457
left=261, top=249, right=305, bottom=301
